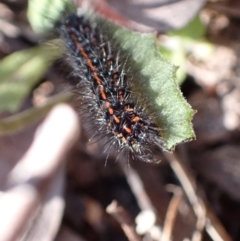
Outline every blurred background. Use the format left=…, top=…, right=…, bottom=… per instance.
left=0, top=0, right=240, bottom=241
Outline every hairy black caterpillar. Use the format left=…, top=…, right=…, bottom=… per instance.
left=59, top=13, right=164, bottom=162
left=30, top=0, right=195, bottom=164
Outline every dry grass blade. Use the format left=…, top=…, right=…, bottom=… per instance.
left=163, top=152, right=232, bottom=241
left=119, top=162, right=155, bottom=211
left=106, top=200, right=142, bottom=241
left=161, top=185, right=183, bottom=241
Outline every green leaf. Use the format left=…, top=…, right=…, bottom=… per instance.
left=0, top=92, right=73, bottom=135
left=98, top=19, right=195, bottom=151
left=160, top=43, right=187, bottom=85
left=0, top=43, right=61, bottom=113
left=157, top=15, right=207, bottom=85
left=169, top=15, right=206, bottom=40
left=27, top=0, right=72, bottom=33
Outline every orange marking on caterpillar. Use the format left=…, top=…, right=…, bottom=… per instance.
left=69, top=33, right=102, bottom=86
left=123, top=125, right=132, bottom=134
left=107, top=107, right=114, bottom=115
left=118, top=96, right=124, bottom=102
left=113, top=73, right=119, bottom=79
left=105, top=101, right=111, bottom=108
left=93, top=72, right=102, bottom=85
left=132, top=116, right=140, bottom=122
left=118, top=89, right=123, bottom=95
left=113, top=115, right=120, bottom=124
left=74, top=40, right=88, bottom=58
left=99, top=85, right=107, bottom=100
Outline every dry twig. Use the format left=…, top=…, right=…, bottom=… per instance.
left=161, top=185, right=183, bottom=241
